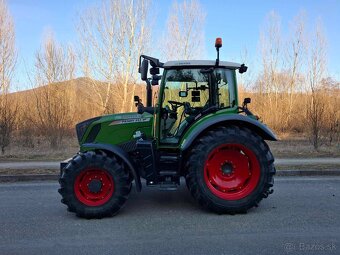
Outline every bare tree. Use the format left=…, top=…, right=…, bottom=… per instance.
left=256, top=11, right=283, bottom=129
left=32, top=32, right=76, bottom=148
left=35, top=32, right=75, bottom=84
left=162, top=0, right=206, bottom=61
left=306, top=20, right=327, bottom=150
left=77, top=0, right=152, bottom=113
left=321, top=77, right=340, bottom=146
left=0, top=0, right=18, bottom=154
left=283, top=12, right=306, bottom=128
left=0, top=96, right=18, bottom=154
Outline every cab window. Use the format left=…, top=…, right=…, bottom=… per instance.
left=160, top=69, right=209, bottom=141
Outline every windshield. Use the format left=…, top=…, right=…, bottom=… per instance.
left=163, top=69, right=209, bottom=108
left=162, top=68, right=234, bottom=109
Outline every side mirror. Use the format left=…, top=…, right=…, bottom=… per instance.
left=150, top=67, right=160, bottom=75
left=243, top=97, right=251, bottom=107
left=140, top=59, right=149, bottom=81
left=239, top=64, right=248, bottom=74
left=151, top=75, right=161, bottom=86
left=179, top=91, right=188, bottom=97
left=134, top=95, right=140, bottom=107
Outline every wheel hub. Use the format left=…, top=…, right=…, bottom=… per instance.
left=221, top=162, right=234, bottom=175
left=88, top=179, right=102, bottom=193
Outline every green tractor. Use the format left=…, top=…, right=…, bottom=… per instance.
left=59, top=38, right=276, bottom=218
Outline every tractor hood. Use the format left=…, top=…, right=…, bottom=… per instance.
left=76, top=112, right=154, bottom=148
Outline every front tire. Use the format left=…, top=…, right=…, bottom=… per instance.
left=59, top=151, right=131, bottom=219
left=185, top=125, right=275, bottom=214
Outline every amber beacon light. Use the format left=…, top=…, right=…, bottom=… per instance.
left=215, top=37, right=222, bottom=66
left=215, top=37, right=222, bottom=48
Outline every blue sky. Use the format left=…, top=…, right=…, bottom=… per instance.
left=7, top=0, right=340, bottom=89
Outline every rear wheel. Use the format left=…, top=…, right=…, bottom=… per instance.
left=59, top=151, right=131, bottom=219
left=185, top=125, right=275, bottom=214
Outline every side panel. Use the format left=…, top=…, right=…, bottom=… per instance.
left=180, top=113, right=277, bottom=151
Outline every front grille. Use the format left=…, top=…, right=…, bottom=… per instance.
left=75, top=117, right=101, bottom=142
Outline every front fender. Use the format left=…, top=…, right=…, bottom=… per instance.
left=180, top=114, right=277, bottom=151
left=81, top=143, right=142, bottom=192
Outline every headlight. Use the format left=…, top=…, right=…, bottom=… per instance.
left=76, top=117, right=100, bottom=142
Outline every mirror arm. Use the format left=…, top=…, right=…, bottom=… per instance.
left=140, top=54, right=164, bottom=68
left=146, top=79, right=152, bottom=107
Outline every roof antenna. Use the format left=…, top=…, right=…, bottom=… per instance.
left=215, top=38, right=222, bottom=66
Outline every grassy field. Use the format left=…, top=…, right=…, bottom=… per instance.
left=0, top=133, right=339, bottom=162
left=268, top=133, right=340, bottom=158
left=0, top=136, right=79, bottom=162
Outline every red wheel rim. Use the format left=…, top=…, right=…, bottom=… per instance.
left=204, top=143, right=260, bottom=200
left=74, top=168, right=114, bottom=206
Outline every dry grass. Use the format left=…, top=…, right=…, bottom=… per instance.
left=0, top=168, right=58, bottom=175
left=0, top=136, right=79, bottom=162
left=0, top=133, right=339, bottom=162
left=268, top=133, right=340, bottom=158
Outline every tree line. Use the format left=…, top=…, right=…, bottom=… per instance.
left=0, top=0, right=339, bottom=154
left=246, top=11, right=339, bottom=150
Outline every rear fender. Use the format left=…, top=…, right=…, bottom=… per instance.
left=181, top=114, right=277, bottom=151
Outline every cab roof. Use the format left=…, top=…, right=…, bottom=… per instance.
left=163, top=60, right=241, bottom=69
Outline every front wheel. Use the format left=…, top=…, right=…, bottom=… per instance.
left=185, top=125, right=275, bottom=214
left=59, top=151, right=131, bottom=219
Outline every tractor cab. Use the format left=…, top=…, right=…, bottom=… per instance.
left=137, top=38, right=248, bottom=145
left=158, top=61, right=239, bottom=144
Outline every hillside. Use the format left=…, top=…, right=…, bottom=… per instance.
left=8, top=77, right=147, bottom=126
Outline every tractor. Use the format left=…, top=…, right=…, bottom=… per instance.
left=59, top=38, right=276, bottom=218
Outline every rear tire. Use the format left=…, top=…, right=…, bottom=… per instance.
left=185, top=125, right=275, bottom=214
left=59, top=151, right=131, bottom=219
